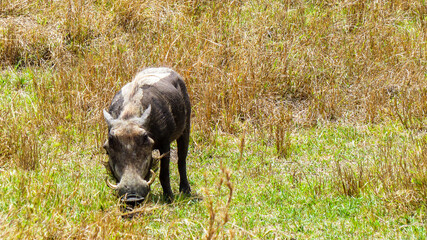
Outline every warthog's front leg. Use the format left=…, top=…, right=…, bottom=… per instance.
left=159, top=145, right=173, bottom=202
left=177, top=128, right=191, bottom=195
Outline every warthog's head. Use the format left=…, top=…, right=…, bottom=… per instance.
left=103, top=106, right=156, bottom=205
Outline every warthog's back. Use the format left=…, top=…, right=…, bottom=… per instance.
left=108, top=67, right=191, bottom=147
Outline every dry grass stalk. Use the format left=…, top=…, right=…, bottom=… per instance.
left=204, top=161, right=233, bottom=240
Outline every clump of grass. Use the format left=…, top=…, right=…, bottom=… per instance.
left=12, top=125, right=40, bottom=170
left=332, top=128, right=427, bottom=212
left=203, top=161, right=234, bottom=240
left=389, top=83, right=427, bottom=130
left=0, top=15, right=64, bottom=68
left=273, top=106, right=293, bottom=159
left=0, top=70, right=41, bottom=170
left=334, top=160, right=370, bottom=197
left=374, top=137, right=427, bottom=212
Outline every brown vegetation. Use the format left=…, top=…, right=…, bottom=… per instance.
left=1, top=0, right=425, bottom=137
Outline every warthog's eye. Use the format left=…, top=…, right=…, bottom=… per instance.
left=107, top=134, right=119, bottom=150
left=136, top=133, right=150, bottom=146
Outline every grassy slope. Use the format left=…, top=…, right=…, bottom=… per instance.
left=0, top=106, right=425, bottom=238
left=1, top=0, right=426, bottom=239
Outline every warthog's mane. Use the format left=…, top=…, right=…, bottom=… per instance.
left=117, top=68, right=173, bottom=121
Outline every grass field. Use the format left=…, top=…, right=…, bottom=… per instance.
left=0, top=0, right=426, bottom=239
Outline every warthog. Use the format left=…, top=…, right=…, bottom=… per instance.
left=103, top=67, right=191, bottom=204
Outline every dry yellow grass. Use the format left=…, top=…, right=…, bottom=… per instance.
left=1, top=1, right=425, bottom=136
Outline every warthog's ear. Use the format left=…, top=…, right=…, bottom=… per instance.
left=103, top=109, right=116, bottom=128
left=136, top=105, right=151, bottom=127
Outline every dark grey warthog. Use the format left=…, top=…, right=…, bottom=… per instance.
left=103, top=67, right=191, bottom=204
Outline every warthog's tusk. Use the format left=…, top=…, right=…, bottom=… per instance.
left=147, top=169, right=156, bottom=186
left=105, top=177, right=118, bottom=189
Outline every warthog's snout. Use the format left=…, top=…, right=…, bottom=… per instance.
left=121, top=193, right=145, bottom=204
left=106, top=169, right=156, bottom=205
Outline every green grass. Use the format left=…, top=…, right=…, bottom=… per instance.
left=1, top=90, right=425, bottom=238
left=0, top=72, right=425, bottom=238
